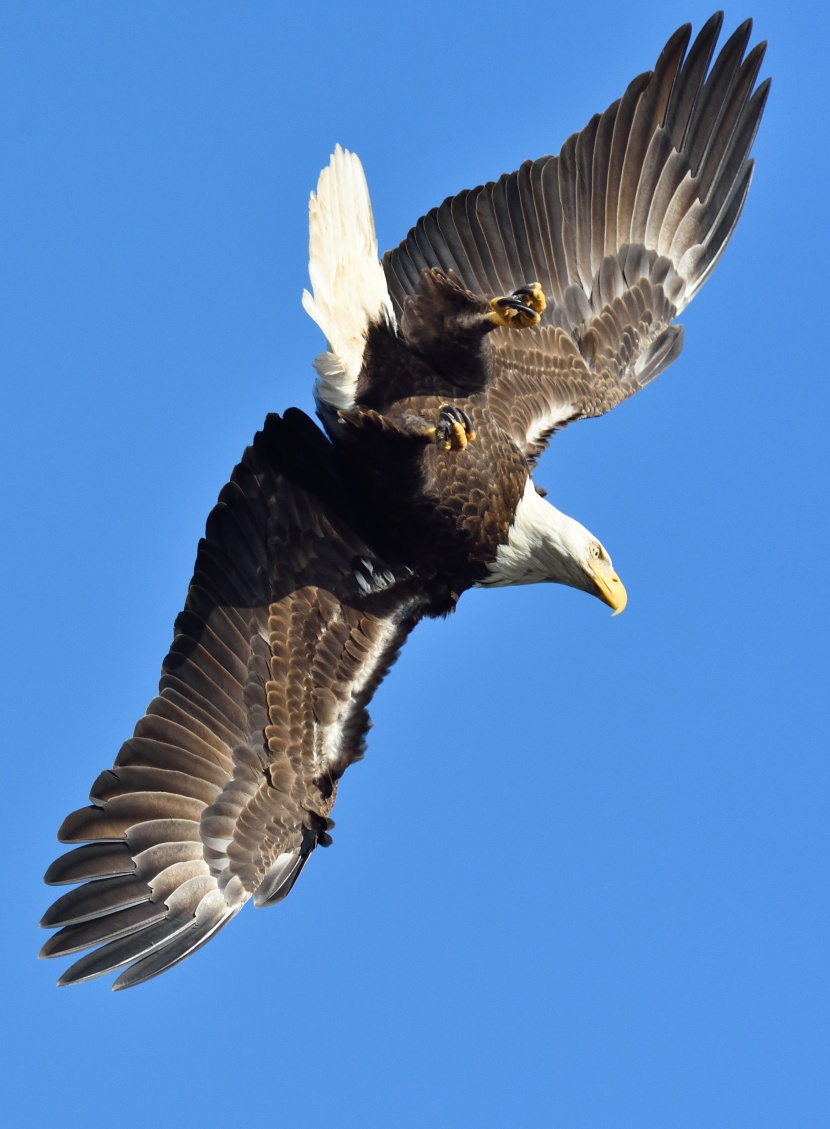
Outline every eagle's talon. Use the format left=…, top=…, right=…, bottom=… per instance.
left=488, top=282, right=546, bottom=328
left=456, top=407, right=476, bottom=441
left=434, top=405, right=475, bottom=451
left=511, top=283, right=546, bottom=314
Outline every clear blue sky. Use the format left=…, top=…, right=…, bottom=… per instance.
left=3, top=2, right=827, bottom=1126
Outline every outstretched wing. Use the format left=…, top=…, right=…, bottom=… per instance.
left=382, top=15, right=769, bottom=460
left=41, top=411, right=423, bottom=989
left=487, top=277, right=682, bottom=464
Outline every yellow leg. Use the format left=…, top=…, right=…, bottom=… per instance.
left=430, top=406, right=476, bottom=451
left=488, top=282, right=546, bottom=328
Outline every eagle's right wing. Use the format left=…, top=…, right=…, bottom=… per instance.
left=41, top=411, right=422, bottom=990
left=382, top=14, right=769, bottom=462
left=485, top=275, right=683, bottom=465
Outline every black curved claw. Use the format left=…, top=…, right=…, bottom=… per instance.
left=439, top=404, right=472, bottom=429
left=456, top=407, right=474, bottom=433
left=491, top=296, right=534, bottom=314
left=435, top=404, right=475, bottom=450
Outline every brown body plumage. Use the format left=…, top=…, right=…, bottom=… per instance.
left=41, top=14, right=769, bottom=988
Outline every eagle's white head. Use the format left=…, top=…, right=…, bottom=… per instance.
left=477, top=479, right=627, bottom=614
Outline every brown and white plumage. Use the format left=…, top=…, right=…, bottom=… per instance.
left=43, top=413, right=425, bottom=988
left=384, top=12, right=768, bottom=458
left=42, top=15, right=768, bottom=988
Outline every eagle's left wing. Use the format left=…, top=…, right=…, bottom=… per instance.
left=41, top=411, right=423, bottom=989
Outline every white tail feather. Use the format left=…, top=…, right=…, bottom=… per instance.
left=301, top=146, right=395, bottom=411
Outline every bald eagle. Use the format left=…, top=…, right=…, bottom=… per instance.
left=41, top=15, right=769, bottom=989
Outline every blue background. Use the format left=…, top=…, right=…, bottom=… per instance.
left=3, top=2, right=827, bottom=1126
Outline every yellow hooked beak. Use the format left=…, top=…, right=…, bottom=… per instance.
left=589, top=557, right=628, bottom=616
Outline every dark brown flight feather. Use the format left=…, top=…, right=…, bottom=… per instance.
left=43, top=413, right=427, bottom=989
left=42, top=16, right=768, bottom=988
left=383, top=11, right=769, bottom=457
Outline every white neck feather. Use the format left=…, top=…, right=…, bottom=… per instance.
left=477, top=479, right=596, bottom=590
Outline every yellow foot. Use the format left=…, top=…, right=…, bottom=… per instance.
left=488, top=282, right=546, bottom=328
left=428, top=405, right=476, bottom=451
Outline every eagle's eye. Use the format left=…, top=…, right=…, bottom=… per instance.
left=590, top=542, right=602, bottom=560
